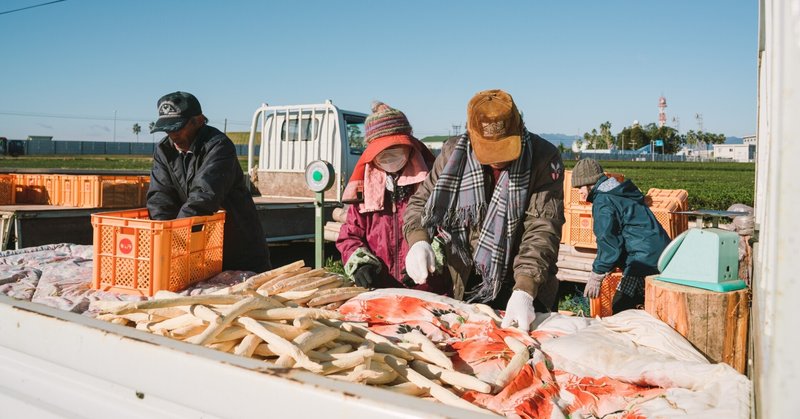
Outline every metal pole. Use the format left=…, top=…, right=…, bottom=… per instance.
left=315, top=191, right=324, bottom=268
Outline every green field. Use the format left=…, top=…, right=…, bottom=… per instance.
left=564, top=160, right=755, bottom=210
left=0, top=156, right=754, bottom=210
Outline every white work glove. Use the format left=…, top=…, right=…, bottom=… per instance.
left=405, top=241, right=435, bottom=285
left=584, top=272, right=606, bottom=299
left=501, top=290, right=536, bottom=332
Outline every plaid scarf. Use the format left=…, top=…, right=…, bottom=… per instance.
left=421, top=133, right=533, bottom=302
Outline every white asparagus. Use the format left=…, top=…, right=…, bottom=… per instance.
left=382, top=381, right=428, bottom=397
left=187, top=297, right=275, bottom=345
left=294, top=326, right=341, bottom=352
left=320, top=348, right=375, bottom=375
left=233, top=334, right=263, bottom=357
left=293, top=316, right=315, bottom=330
left=246, top=307, right=342, bottom=321
left=209, top=326, right=249, bottom=344
left=237, top=317, right=323, bottom=373
left=252, top=343, right=278, bottom=358
left=91, top=295, right=245, bottom=315
left=272, top=289, right=318, bottom=303
left=403, top=330, right=453, bottom=371
left=384, top=356, right=496, bottom=415
left=494, top=336, right=530, bottom=390
left=208, top=340, right=237, bottom=353
left=260, top=268, right=328, bottom=295
left=149, top=313, right=204, bottom=332
left=231, top=260, right=306, bottom=293
left=410, top=360, right=492, bottom=394
left=307, top=287, right=367, bottom=307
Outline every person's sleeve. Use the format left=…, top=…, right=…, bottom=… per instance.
left=592, top=199, right=623, bottom=274
left=177, top=139, right=238, bottom=218
left=146, top=149, right=181, bottom=220
left=336, top=204, right=370, bottom=265
left=403, top=142, right=453, bottom=246
left=512, top=156, right=566, bottom=298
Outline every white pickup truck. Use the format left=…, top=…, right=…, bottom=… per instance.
left=0, top=2, right=798, bottom=415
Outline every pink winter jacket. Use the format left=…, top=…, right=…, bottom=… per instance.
left=336, top=189, right=450, bottom=295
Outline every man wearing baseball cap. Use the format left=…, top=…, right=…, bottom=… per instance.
left=147, top=91, right=271, bottom=273
left=403, top=89, right=565, bottom=332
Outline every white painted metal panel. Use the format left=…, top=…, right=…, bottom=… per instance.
left=0, top=296, right=494, bottom=418
left=753, top=0, right=800, bottom=417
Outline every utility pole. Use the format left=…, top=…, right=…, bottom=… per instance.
left=224, top=118, right=228, bottom=134
left=451, top=124, right=461, bottom=137
left=113, top=110, right=117, bottom=142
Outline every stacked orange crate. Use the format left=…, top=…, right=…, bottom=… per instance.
left=14, top=174, right=47, bottom=204
left=562, top=169, right=625, bottom=249
left=91, top=208, right=225, bottom=296
left=0, top=174, right=15, bottom=205
left=59, top=175, right=81, bottom=206
left=645, top=188, right=689, bottom=238
left=138, top=175, right=151, bottom=206
left=77, top=175, right=142, bottom=208
left=40, top=174, right=61, bottom=205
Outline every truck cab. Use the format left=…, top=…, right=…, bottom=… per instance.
left=246, top=101, right=367, bottom=202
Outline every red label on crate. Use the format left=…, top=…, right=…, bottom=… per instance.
left=119, top=238, right=133, bottom=254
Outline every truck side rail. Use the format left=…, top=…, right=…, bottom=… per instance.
left=0, top=295, right=493, bottom=418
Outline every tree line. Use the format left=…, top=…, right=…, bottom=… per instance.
left=563, top=121, right=726, bottom=154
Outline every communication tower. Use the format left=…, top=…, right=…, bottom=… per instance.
left=658, top=96, right=667, bottom=128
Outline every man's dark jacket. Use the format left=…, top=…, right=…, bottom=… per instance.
left=587, top=176, right=670, bottom=277
left=147, top=125, right=270, bottom=272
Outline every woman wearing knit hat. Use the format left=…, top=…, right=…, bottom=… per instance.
left=336, top=102, right=447, bottom=293
left=571, top=158, right=671, bottom=312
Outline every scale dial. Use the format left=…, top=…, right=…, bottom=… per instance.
left=304, top=160, right=335, bottom=192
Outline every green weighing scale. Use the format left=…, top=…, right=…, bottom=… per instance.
left=304, top=160, right=335, bottom=269
left=656, top=210, right=749, bottom=292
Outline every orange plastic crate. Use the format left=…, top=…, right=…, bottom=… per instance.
left=14, top=174, right=48, bottom=204
left=648, top=198, right=688, bottom=239
left=139, top=175, right=151, bottom=206
left=589, top=272, right=622, bottom=317
left=77, top=175, right=142, bottom=208
left=40, top=174, right=61, bottom=205
left=0, top=174, right=15, bottom=205
left=59, top=175, right=81, bottom=207
left=566, top=204, right=596, bottom=249
left=91, top=208, right=225, bottom=296
left=646, top=188, right=689, bottom=237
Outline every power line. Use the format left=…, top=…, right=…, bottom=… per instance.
left=0, top=0, right=66, bottom=16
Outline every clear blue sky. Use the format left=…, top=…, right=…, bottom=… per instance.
left=0, top=0, right=757, bottom=142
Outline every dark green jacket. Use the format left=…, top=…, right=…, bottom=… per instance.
left=587, top=176, right=670, bottom=277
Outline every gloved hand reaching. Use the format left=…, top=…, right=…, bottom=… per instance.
left=352, top=264, right=379, bottom=288
left=500, top=290, right=536, bottom=332
left=584, top=271, right=606, bottom=299
left=405, top=241, right=435, bottom=285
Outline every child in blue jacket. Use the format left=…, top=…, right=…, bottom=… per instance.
left=571, top=158, right=671, bottom=313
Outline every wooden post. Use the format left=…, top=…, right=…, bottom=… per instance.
left=644, top=276, right=750, bottom=373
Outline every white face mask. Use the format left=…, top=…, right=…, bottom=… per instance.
left=374, top=147, right=410, bottom=173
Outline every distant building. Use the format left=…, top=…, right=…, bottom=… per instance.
left=743, top=135, right=757, bottom=145
left=713, top=143, right=756, bottom=162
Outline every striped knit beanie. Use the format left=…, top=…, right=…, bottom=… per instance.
left=364, top=101, right=413, bottom=143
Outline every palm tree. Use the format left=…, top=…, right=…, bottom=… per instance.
left=132, top=123, right=141, bottom=142
left=149, top=122, right=156, bottom=141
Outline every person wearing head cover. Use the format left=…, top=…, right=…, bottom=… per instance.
left=336, top=102, right=446, bottom=292
left=403, top=89, right=565, bottom=332
left=571, top=158, right=670, bottom=312
left=147, top=91, right=271, bottom=273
